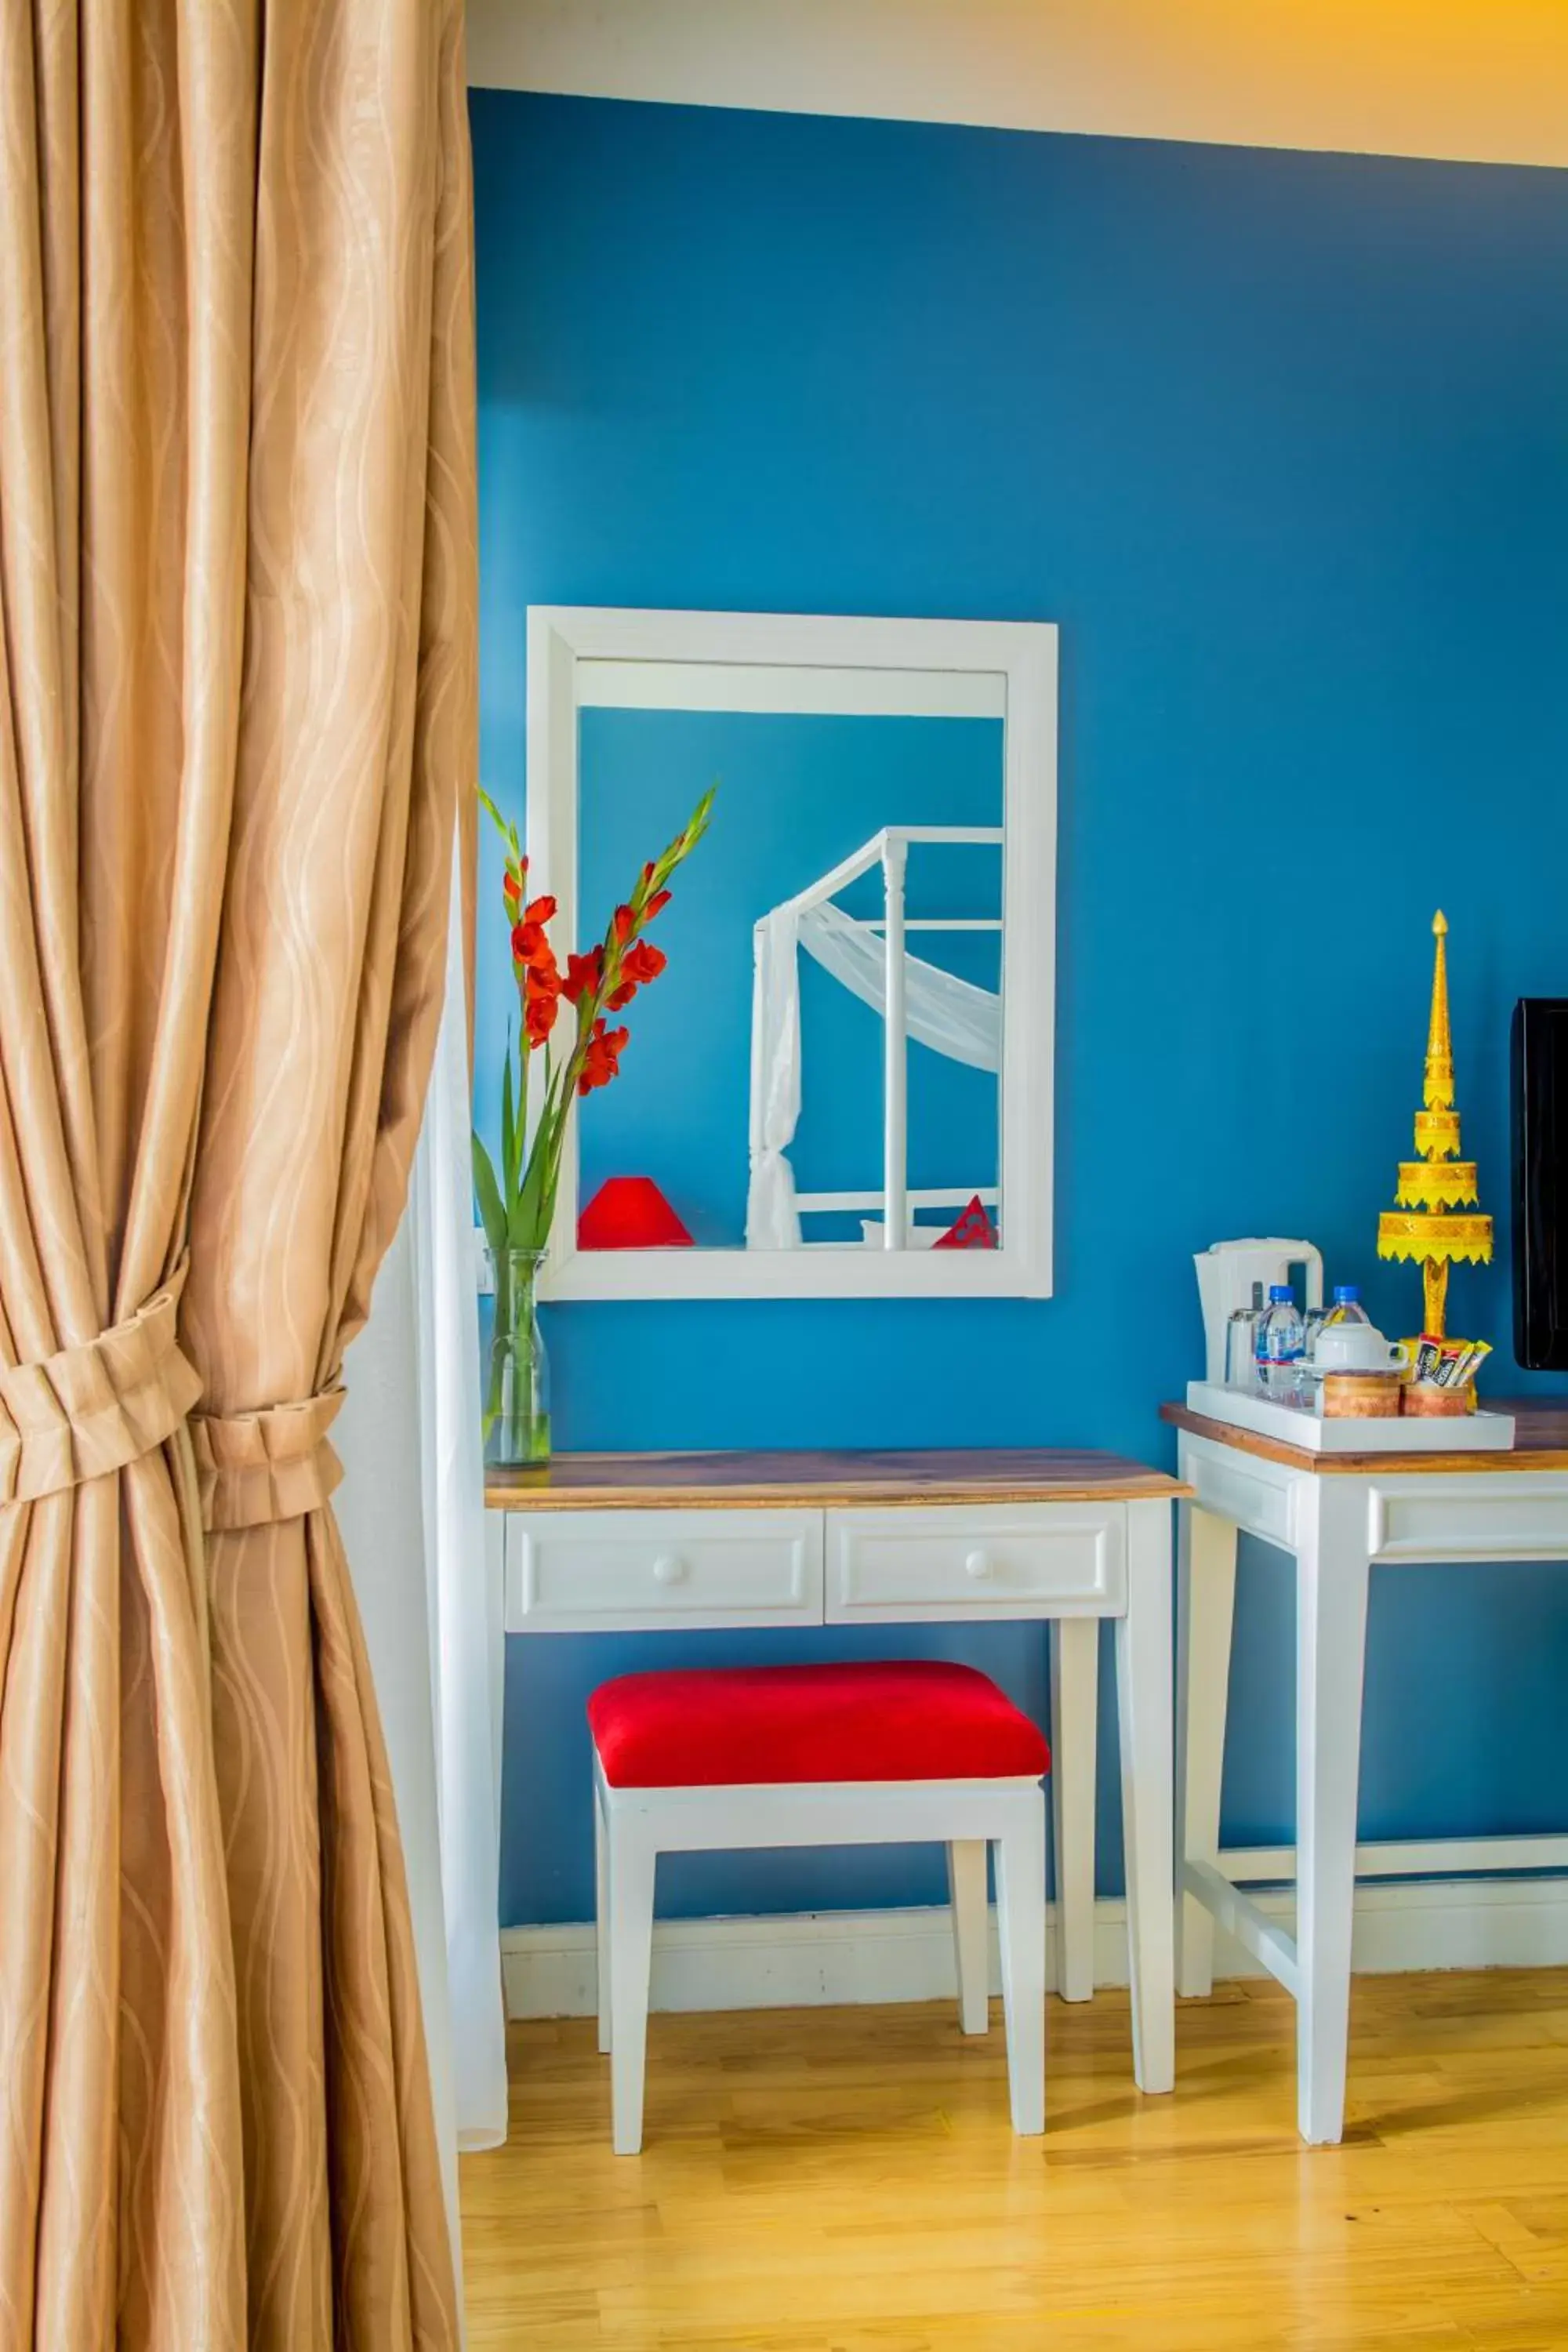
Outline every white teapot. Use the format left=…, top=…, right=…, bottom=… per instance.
left=1311, top=1319, right=1412, bottom=1376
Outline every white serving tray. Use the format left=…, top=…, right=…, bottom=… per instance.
left=1186, top=1381, right=1516, bottom=1454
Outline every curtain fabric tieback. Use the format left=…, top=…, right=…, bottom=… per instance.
left=191, top=1388, right=347, bottom=1530
left=0, top=1264, right=203, bottom=1504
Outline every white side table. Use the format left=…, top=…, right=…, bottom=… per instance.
left=1165, top=1398, right=1568, bottom=2145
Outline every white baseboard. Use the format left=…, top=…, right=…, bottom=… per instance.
left=502, top=1875, right=1568, bottom=2021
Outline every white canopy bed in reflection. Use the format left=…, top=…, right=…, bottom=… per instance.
left=746, top=825, right=1003, bottom=1251
left=523, top=604, right=1057, bottom=1300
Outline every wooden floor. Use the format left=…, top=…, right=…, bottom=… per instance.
left=460, top=1971, right=1568, bottom=2350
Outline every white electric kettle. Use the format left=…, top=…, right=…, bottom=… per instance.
left=1194, top=1239, right=1324, bottom=1383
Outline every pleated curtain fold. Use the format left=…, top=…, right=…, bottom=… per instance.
left=0, top=0, right=476, bottom=2343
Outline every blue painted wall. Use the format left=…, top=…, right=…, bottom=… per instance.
left=472, top=89, right=1568, bottom=1930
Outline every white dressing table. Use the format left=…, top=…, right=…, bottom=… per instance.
left=487, top=1446, right=1185, bottom=2093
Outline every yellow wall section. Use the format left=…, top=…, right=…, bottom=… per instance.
left=466, top=0, right=1568, bottom=169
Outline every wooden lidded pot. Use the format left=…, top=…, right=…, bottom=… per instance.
left=1321, top=1371, right=1402, bottom=1418
left=1401, top=1381, right=1475, bottom=1417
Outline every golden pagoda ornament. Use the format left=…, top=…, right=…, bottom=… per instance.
left=1376, top=911, right=1492, bottom=1338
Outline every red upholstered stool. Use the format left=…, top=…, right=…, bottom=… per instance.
left=587, top=1660, right=1051, bottom=2153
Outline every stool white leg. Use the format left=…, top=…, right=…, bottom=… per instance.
left=1117, top=1499, right=1176, bottom=2096
left=608, top=1809, right=657, bottom=2155
left=946, top=1839, right=989, bottom=2034
left=993, top=1791, right=1047, bottom=2136
left=1175, top=1497, right=1238, bottom=1998
left=1295, top=1479, right=1370, bottom=2147
left=594, top=1773, right=612, bottom=2055
left=1049, top=1616, right=1098, bottom=2002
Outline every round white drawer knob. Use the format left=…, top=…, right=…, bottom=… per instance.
left=964, top=1549, right=994, bottom=1581
left=652, top=1553, right=688, bottom=1586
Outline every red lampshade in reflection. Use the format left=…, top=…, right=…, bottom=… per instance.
left=579, top=1176, right=694, bottom=1250
left=932, top=1195, right=996, bottom=1250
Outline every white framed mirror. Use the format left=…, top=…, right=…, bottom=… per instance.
left=527, top=606, right=1056, bottom=1301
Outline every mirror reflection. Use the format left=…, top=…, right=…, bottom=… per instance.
left=575, top=667, right=1005, bottom=1255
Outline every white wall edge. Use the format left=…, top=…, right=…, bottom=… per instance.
left=465, top=0, right=1568, bottom=172
left=502, top=1876, right=1568, bottom=2020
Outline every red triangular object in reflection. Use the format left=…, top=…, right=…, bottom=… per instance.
left=579, top=1175, right=694, bottom=1250
left=932, top=1196, right=996, bottom=1250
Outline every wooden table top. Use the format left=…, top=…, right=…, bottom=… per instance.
left=1161, top=1397, right=1568, bottom=1476
left=485, top=1446, right=1189, bottom=1512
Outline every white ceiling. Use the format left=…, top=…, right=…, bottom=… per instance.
left=466, top=0, right=1568, bottom=169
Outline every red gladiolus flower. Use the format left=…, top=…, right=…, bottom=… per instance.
left=602, top=938, right=667, bottom=1013
left=620, top=939, right=666, bottom=985
left=478, top=778, right=713, bottom=1279
left=523, top=939, right=561, bottom=1044
left=511, top=920, right=553, bottom=968
left=577, top=1019, right=629, bottom=1094
left=561, top=946, right=603, bottom=1005
left=510, top=896, right=559, bottom=971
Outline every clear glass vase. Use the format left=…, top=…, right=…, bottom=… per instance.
left=485, top=1247, right=551, bottom=1468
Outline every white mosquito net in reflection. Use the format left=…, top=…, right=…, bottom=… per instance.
left=746, top=898, right=1001, bottom=1249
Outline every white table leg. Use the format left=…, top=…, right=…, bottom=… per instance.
left=1049, top=1615, right=1098, bottom=2002
left=1116, top=1498, right=1176, bottom=2096
left=946, top=1838, right=990, bottom=2034
left=608, top=1812, right=658, bottom=2155
left=594, top=1773, right=612, bottom=2053
left=993, top=1790, right=1047, bottom=2135
left=1294, top=1477, right=1371, bottom=2147
left=1174, top=1494, right=1238, bottom=1998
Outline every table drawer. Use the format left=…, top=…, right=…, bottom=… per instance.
left=826, top=1504, right=1125, bottom=1621
left=1367, top=1478, right=1568, bottom=1563
left=506, top=1508, right=824, bottom=1632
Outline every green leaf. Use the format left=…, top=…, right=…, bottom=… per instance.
left=472, top=1132, right=508, bottom=1261
left=477, top=784, right=510, bottom=844
left=510, top=1137, right=548, bottom=1250
left=501, top=1041, right=518, bottom=1203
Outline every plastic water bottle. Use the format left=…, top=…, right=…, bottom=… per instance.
left=1255, top=1283, right=1307, bottom=1402
left=1323, top=1283, right=1370, bottom=1328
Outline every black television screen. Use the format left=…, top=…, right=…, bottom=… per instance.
left=1512, top=997, right=1568, bottom=1370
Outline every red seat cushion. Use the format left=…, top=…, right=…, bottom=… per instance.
left=586, top=1660, right=1050, bottom=1789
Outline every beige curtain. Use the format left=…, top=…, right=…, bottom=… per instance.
left=0, top=2, right=474, bottom=2346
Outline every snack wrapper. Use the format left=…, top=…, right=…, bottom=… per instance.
left=1411, top=1336, right=1491, bottom=1389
